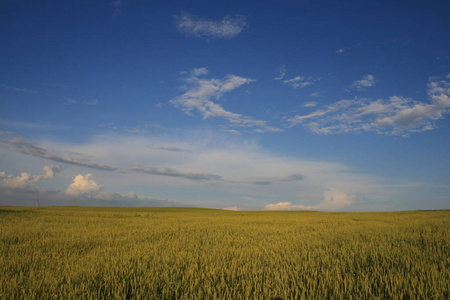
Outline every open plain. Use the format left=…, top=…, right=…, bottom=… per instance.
left=0, top=207, right=449, bottom=299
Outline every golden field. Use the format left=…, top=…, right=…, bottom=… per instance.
left=0, top=207, right=449, bottom=299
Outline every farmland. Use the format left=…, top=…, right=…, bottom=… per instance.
left=0, top=207, right=449, bottom=299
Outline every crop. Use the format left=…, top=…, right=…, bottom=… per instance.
left=1, top=207, right=449, bottom=299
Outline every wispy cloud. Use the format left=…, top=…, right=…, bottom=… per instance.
left=274, top=65, right=287, bottom=80
left=222, top=129, right=242, bottom=135
left=111, top=0, right=123, bottom=9
left=1, top=83, right=37, bottom=94
left=150, top=145, right=191, bottom=153
left=283, top=76, right=313, bottom=89
left=111, top=0, right=124, bottom=16
left=64, top=97, right=77, bottom=105
left=65, top=97, right=99, bottom=106
left=85, top=99, right=99, bottom=105
left=0, top=131, right=117, bottom=171
left=171, top=68, right=282, bottom=133
left=274, top=66, right=319, bottom=88
left=131, top=165, right=222, bottom=181
left=287, top=75, right=450, bottom=136
left=352, top=74, right=376, bottom=90
left=174, top=13, right=246, bottom=39
left=98, top=121, right=165, bottom=133
left=0, top=119, right=52, bottom=131
left=250, top=173, right=305, bottom=185
left=303, top=101, right=318, bottom=108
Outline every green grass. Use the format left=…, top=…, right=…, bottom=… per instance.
left=1, top=207, right=449, bottom=299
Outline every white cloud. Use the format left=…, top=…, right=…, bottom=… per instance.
left=352, top=74, right=376, bottom=90
left=287, top=75, right=450, bottom=135
left=175, top=13, right=246, bottom=39
left=222, top=129, right=242, bottom=135
left=64, top=97, right=77, bottom=105
left=65, top=97, right=99, bottom=106
left=85, top=99, right=99, bottom=105
left=1, top=83, right=37, bottom=94
left=190, top=67, right=209, bottom=77
left=264, top=202, right=296, bottom=210
left=223, top=206, right=239, bottom=211
left=264, top=189, right=353, bottom=211
left=282, top=76, right=318, bottom=89
left=336, top=48, right=348, bottom=54
left=0, top=130, right=413, bottom=210
left=0, top=119, right=51, bottom=131
left=274, top=66, right=318, bottom=88
left=66, top=174, right=103, bottom=196
left=0, top=166, right=62, bottom=189
left=274, top=65, right=287, bottom=80
left=284, top=76, right=305, bottom=88
left=111, top=0, right=124, bottom=16
left=111, top=0, right=123, bottom=9
left=171, top=68, right=283, bottom=133
left=303, top=101, right=318, bottom=108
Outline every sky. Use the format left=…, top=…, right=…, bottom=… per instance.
left=1, top=0, right=449, bottom=211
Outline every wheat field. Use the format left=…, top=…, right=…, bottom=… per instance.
left=0, top=207, right=449, bottom=299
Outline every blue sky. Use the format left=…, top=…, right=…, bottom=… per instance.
left=1, top=0, right=449, bottom=211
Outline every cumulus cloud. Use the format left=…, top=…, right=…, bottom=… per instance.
left=171, top=68, right=282, bottom=133
left=0, top=131, right=408, bottom=210
left=0, top=166, right=186, bottom=207
left=352, top=74, right=376, bottom=90
left=0, top=165, right=63, bottom=189
left=287, top=75, right=450, bottom=135
left=66, top=174, right=103, bottom=196
left=175, top=13, right=246, bottom=39
left=130, top=165, right=222, bottom=181
left=0, top=131, right=117, bottom=171
left=264, top=189, right=353, bottom=211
